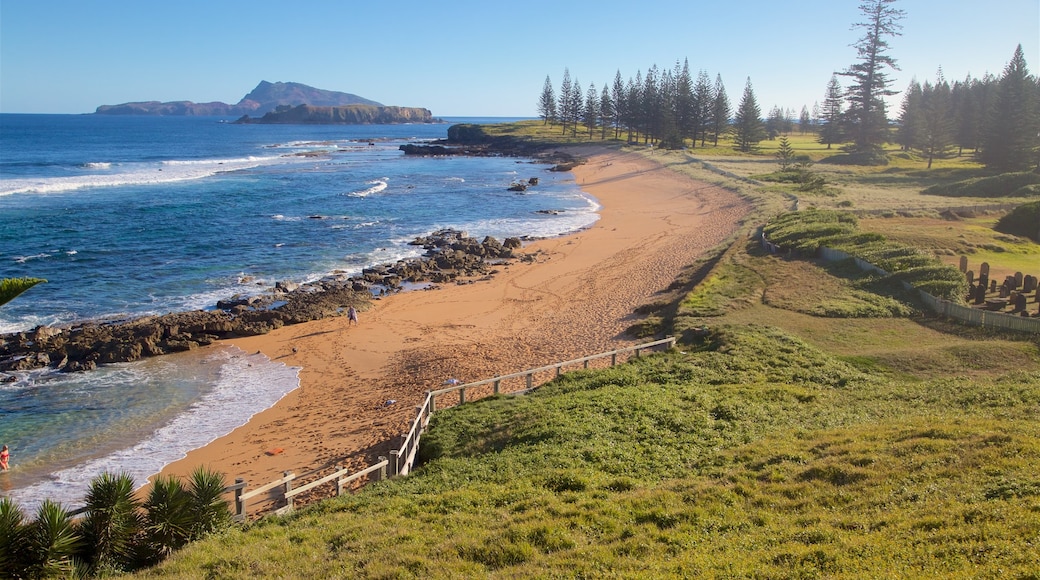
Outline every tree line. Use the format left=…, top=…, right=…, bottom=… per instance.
left=538, top=60, right=732, bottom=150
left=537, top=0, right=1038, bottom=171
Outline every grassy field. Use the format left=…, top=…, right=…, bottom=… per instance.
left=130, top=127, right=1040, bottom=579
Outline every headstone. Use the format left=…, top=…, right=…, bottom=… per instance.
left=966, top=270, right=974, bottom=286
left=1014, top=293, right=1027, bottom=312
left=976, top=273, right=989, bottom=304
left=959, top=255, right=968, bottom=273
left=991, top=279, right=998, bottom=293
left=980, top=262, right=990, bottom=277
left=1014, top=272, right=1024, bottom=289
left=999, top=283, right=1010, bottom=298
left=1024, top=275, right=1037, bottom=293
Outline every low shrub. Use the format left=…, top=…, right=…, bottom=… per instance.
left=921, top=171, right=1040, bottom=198
left=995, top=200, right=1040, bottom=242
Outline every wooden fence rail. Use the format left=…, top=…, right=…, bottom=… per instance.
left=232, top=337, right=677, bottom=520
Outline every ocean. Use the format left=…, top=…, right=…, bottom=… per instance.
left=0, top=114, right=598, bottom=512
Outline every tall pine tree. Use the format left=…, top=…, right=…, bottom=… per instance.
left=558, top=69, right=573, bottom=135
left=733, top=78, right=765, bottom=152
left=538, top=76, right=556, bottom=125
left=839, top=0, right=905, bottom=163
left=710, top=74, right=730, bottom=147
left=819, top=75, right=844, bottom=149
left=980, top=45, right=1039, bottom=172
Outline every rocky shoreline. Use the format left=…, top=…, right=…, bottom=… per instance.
left=399, top=123, right=584, bottom=172
left=0, top=229, right=531, bottom=376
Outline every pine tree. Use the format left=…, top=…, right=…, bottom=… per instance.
left=896, top=79, right=922, bottom=152
left=839, top=0, right=906, bottom=162
left=951, top=75, right=979, bottom=156
left=570, top=77, right=584, bottom=137
left=776, top=136, right=797, bottom=170
left=600, top=84, right=613, bottom=140
left=733, top=78, right=766, bottom=152
left=710, top=74, right=730, bottom=147
left=799, top=105, right=812, bottom=134
left=980, top=45, right=1040, bottom=171
left=585, top=83, right=599, bottom=139
left=693, top=70, right=714, bottom=146
left=558, top=68, right=573, bottom=135
left=675, top=60, right=695, bottom=144
left=643, top=65, right=660, bottom=144
left=918, top=71, right=954, bottom=168
left=611, top=70, right=625, bottom=139
left=538, top=76, right=556, bottom=125
left=766, top=105, right=785, bottom=140
left=627, top=72, right=642, bottom=143
left=818, top=74, right=844, bottom=149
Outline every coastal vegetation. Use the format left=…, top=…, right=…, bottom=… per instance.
left=126, top=189, right=1039, bottom=577
left=0, top=277, right=46, bottom=307
left=3, top=0, right=1037, bottom=576
left=0, top=468, right=232, bottom=578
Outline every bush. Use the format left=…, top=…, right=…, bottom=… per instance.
left=995, top=200, right=1040, bottom=242
left=921, top=172, right=1040, bottom=198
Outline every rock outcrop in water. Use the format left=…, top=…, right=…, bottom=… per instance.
left=400, top=123, right=585, bottom=168
left=234, top=104, right=434, bottom=125
left=0, top=231, right=529, bottom=375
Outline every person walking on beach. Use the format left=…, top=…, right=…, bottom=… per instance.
left=0, top=445, right=9, bottom=471
left=347, top=306, right=359, bottom=326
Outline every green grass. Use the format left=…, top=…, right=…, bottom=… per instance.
left=136, top=324, right=1040, bottom=578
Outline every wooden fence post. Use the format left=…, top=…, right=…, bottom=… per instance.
left=283, top=471, right=294, bottom=512
left=556, top=365, right=562, bottom=377
left=459, top=388, right=465, bottom=405
left=389, top=449, right=401, bottom=477
left=234, top=478, right=246, bottom=523
left=583, top=359, right=589, bottom=369
left=335, top=466, right=345, bottom=496
left=611, top=352, right=617, bottom=366
left=526, top=373, right=533, bottom=390
left=494, top=379, right=501, bottom=395
left=378, top=456, right=388, bottom=481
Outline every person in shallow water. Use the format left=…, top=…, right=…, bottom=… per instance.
left=0, top=445, right=9, bottom=471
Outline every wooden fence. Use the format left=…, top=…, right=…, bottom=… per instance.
left=231, top=337, right=677, bottom=520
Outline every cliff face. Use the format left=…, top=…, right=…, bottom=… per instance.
left=94, top=81, right=384, bottom=116
left=234, top=104, right=434, bottom=124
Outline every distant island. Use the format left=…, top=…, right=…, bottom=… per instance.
left=233, top=104, right=435, bottom=125
left=93, top=81, right=411, bottom=119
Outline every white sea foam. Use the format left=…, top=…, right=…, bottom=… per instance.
left=446, top=177, right=465, bottom=183
left=82, top=162, right=112, bottom=170
left=347, top=179, right=388, bottom=198
left=4, top=347, right=301, bottom=513
left=12, top=253, right=51, bottom=264
left=0, top=155, right=288, bottom=196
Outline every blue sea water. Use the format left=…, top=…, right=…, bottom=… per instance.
left=0, top=114, right=598, bottom=511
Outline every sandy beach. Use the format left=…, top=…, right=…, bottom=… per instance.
left=154, top=146, right=750, bottom=507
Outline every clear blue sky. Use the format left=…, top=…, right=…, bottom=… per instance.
left=1, top=0, right=1037, bottom=116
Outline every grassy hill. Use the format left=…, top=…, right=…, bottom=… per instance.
left=132, top=131, right=1040, bottom=579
